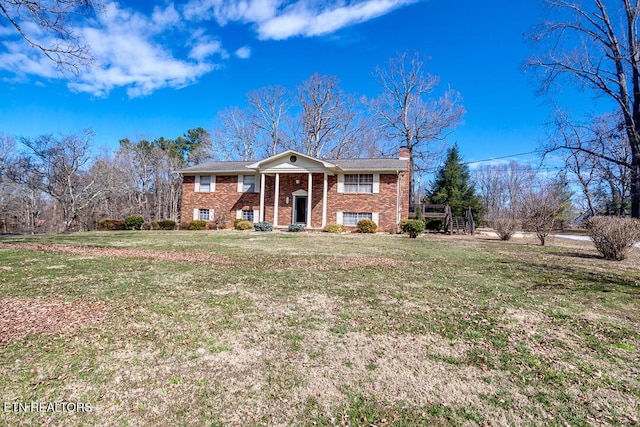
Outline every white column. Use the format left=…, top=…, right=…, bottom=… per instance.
left=273, top=173, right=280, bottom=227
left=307, top=173, right=312, bottom=228
left=259, top=173, right=265, bottom=222
left=322, top=172, right=328, bottom=228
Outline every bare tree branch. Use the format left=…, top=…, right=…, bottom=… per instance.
left=371, top=51, right=464, bottom=204
left=0, top=0, right=103, bottom=74
left=529, top=0, right=640, bottom=217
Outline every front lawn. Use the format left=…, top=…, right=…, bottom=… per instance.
left=0, top=231, right=638, bottom=426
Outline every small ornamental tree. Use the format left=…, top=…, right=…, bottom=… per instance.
left=520, top=178, right=569, bottom=246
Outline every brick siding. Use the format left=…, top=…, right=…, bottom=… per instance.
left=181, top=169, right=409, bottom=233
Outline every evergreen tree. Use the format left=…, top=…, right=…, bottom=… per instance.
left=426, top=144, right=483, bottom=219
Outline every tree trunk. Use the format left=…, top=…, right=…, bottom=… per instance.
left=631, top=148, right=640, bottom=217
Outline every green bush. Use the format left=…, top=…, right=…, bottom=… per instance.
left=254, top=221, right=273, bottom=232
left=357, top=219, right=377, bottom=233
left=586, top=216, right=640, bottom=261
left=323, top=223, right=343, bottom=233
left=288, top=224, right=305, bottom=232
left=97, top=218, right=126, bottom=231
left=234, top=219, right=253, bottom=230
left=188, top=220, right=207, bottom=230
left=124, top=215, right=144, bottom=230
left=401, top=219, right=425, bottom=238
left=150, top=220, right=160, bottom=230
left=158, top=220, right=176, bottom=230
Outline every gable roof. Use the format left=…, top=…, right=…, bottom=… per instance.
left=246, top=150, right=337, bottom=170
left=176, top=150, right=408, bottom=174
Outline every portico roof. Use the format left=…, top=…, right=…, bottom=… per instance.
left=246, top=150, right=338, bottom=173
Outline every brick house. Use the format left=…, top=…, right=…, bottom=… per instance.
left=177, top=148, right=410, bottom=233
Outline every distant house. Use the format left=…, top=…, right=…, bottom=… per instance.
left=176, top=148, right=410, bottom=233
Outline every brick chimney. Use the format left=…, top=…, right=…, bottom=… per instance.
left=398, top=146, right=410, bottom=160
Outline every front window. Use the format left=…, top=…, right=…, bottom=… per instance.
left=199, top=209, right=210, bottom=221
left=243, top=175, right=255, bottom=192
left=344, top=174, right=373, bottom=193
left=343, top=212, right=372, bottom=226
left=242, top=210, right=254, bottom=222
left=199, top=176, right=211, bottom=192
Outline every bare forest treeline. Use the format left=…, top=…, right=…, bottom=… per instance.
left=0, top=129, right=207, bottom=233
left=0, top=53, right=464, bottom=233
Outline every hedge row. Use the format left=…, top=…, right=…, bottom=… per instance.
left=97, top=218, right=176, bottom=231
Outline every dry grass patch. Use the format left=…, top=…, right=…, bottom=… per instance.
left=0, top=297, right=106, bottom=347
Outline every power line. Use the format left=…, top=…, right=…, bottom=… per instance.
left=463, top=150, right=542, bottom=165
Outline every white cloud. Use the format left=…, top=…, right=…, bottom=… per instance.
left=0, top=1, right=221, bottom=98
left=189, top=38, right=227, bottom=61
left=183, top=0, right=282, bottom=24
left=152, top=3, right=181, bottom=28
left=259, top=0, right=416, bottom=39
left=183, top=0, right=417, bottom=40
left=235, top=46, right=252, bottom=59
left=0, top=0, right=418, bottom=97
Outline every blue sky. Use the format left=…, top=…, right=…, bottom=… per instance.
left=0, top=0, right=570, bottom=167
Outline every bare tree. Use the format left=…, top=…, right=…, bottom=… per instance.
left=293, top=73, right=365, bottom=159
left=0, top=180, right=46, bottom=234
left=212, top=107, right=262, bottom=161
left=529, top=0, right=640, bottom=218
left=474, top=162, right=540, bottom=240
left=474, top=162, right=538, bottom=220
left=92, top=139, right=183, bottom=224
left=551, top=111, right=631, bottom=216
left=248, top=85, right=292, bottom=156
left=520, top=178, right=569, bottom=246
left=0, top=133, right=16, bottom=183
left=371, top=51, right=464, bottom=205
left=10, top=130, right=104, bottom=232
left=0, top=0, right=103, bottom=73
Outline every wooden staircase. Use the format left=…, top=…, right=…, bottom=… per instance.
left=413, top=204, right=475, bottom=235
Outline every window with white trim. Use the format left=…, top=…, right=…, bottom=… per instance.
left=243, top=175, right=256, bottom=192
left=199, top=209, right=211, bottom=221
left=199, top=176, right=211, bottom=192
left=343, top=212, right=372, bottom=226
left=344, top=174, right=373, bottom=193
left=241, top=210, right=254, bottom=222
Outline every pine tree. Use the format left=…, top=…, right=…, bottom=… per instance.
left=426, top=144, right=483, bottom=219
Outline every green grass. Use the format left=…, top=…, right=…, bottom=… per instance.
left=0, top=230, right=639, bottom=426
